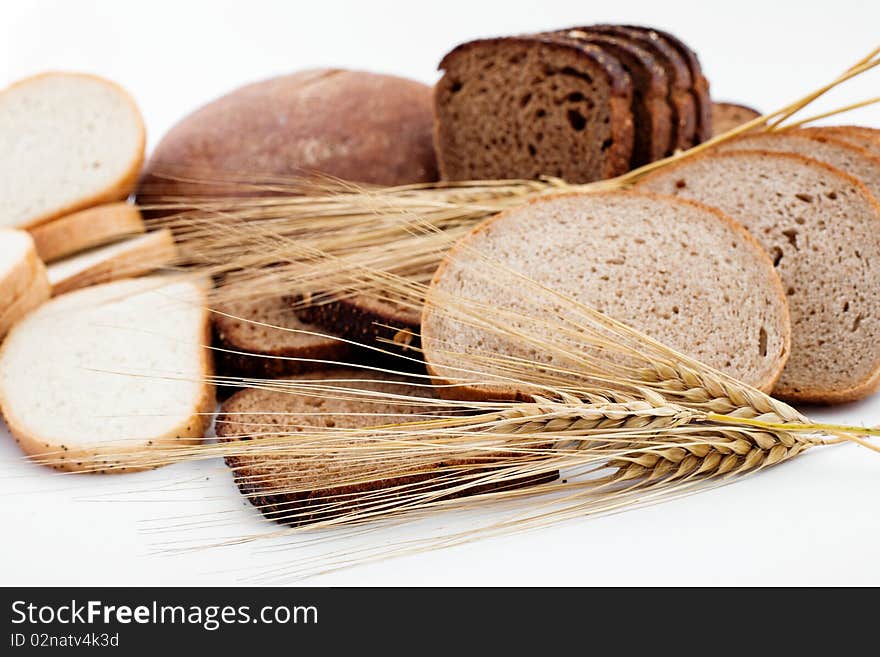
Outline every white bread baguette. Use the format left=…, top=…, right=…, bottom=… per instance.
left=421, top=191, right=791, bottom=401
left=637, top=150, right=880, bottom=402
left=29, top=202, right=145, bottom=263
left=0, top=73, right=145, bottom=229
left=0, top=277, right=215, bottom=472
left=0, top=264, right=50, bottom=341
left=1, top=229, right=42, bottom=309
left=47, top=229, right=176, bottom=296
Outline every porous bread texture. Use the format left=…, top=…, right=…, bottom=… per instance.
left=715, top=130, right=880, bottom=201
left=0, top=277, right=215, bottom=472
left=638, top=150, right=880, bottom=402
left=800, top=126, right=880, bottom=158
left=421, top=191, right=790, bottom=401
left=46, top=229, right=177, bottom=296
left=213, top=295, right=351, bottom=379
left=711, top=102, right=761, bottom=136
left=217, top=369, right=555, bottom=525
left=434, top=36, right=634, bottom=183
left=0, top=73, right=145, bottom=229
left=29, top=202, right=145, bottom=263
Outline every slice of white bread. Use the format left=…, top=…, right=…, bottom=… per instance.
left=0, top=73, right=145, bottom=229
left=638, top=150, right=880, bottom=402
left=29, top=202, right=145, bottom=263
left=713, top=129, right=880, bottom=200
left=421, top=191, right=791, bottom=401
left=0, top=277, right=215, bottom=472
left=0, top=230, right=50, bottom=339
left=47, top=228, right=176, bottom=296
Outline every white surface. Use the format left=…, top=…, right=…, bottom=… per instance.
left=1, top=0, right=879, bottom=586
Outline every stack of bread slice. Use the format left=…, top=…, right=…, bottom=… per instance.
left=434, top=24, right=711, bottom=183
left=0, top=230, right=50, bottom=340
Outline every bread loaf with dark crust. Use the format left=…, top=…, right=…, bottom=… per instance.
left=554, top=28, right=672, bottom=166
left=217, top=370, right=557, bottom=526
left=434, top=35, right=634, bottom=183
left=588, top=24, right=697, bottom=153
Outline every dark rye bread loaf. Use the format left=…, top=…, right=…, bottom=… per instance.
left=434, top=35, right=634, bottom=183
left=714, top=129, right=880, bottom=201
left=589, top=24, right=698, bottom=152
left=137, top=70, right=439, bottom=374
left=217, top=370, right=557, bottom=525
left=711, top=102, right=761, bottom=136
left=421, top=191, right=790, bottom=401
left=637, top=150, right=880, bottom=402
left=554, top=28, right=672, bottom=166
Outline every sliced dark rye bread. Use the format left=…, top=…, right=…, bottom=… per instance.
left=637, top=150, right=880, bottom=402
left=712, top=102, right=762, bottom=136
left=434, top=35, right=634, bottom=183
left=213, top=295, right=351, bottom=380
left=217, top=369, right=557, bottom=526
left=620, top=25, right=713, bottom=142
left=588, top=24, right=697, bottom=153
left=799, top=126, right=880, bottom=158
left=552, top=28, right=672, bottom=166
left=713, top=129, right=880, bottom=200
left=421, top=191, right=790, bottom=402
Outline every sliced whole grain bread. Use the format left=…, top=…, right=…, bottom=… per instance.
left=588, top=24, right=697, bottom=153
left=638, top=150, right=880, bottom=402
left=555, top=28, right=672, bottom=165
left=434, top=35, right=634, bottom=183
left=213, top=295, right=351, bottom=379
left=0, top=73, right=145, bottom=229
left=46, top=229, right=177, bottom=296
left=799, top=126, right=880, bottom=158
left=421, top=191, right=790, bottom=401
left=714, top=129, right=880, bottom=201
left=217, top=369, right=556, bottom=526
left=711, top=102, right=762, bottom=136
left=29, top=203, right=145, bottom=263
left=0, top=277, right=214, bottom=472
left=621, top=25, right=712, bottom=142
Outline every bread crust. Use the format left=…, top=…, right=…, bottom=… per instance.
left=711, top=102, right=762, bottom=136
left=637, top=149, right=880, bottom=403
left=0, top=280, right=215, bottom=473
left=0, top=230, right=42, bottom=310
left=421, top=189, right=791, bottom=402
left=2, top=72, right=146, bottom=229
left=29, top=203, right=145, bottom=263
left=0, top=261, right=50, bottom=340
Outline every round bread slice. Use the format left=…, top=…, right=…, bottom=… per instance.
left=799, top=126, right=880, bottom=158
left=0, top=73, right=145, bottom=229
left=213, top=295, right=352, bottom=379
left=421, top=191, right=790, bottom=401
left=0, top=229, right=42, bottom=311
left=637, top=150, right=880, bottom=402
left=0, top=277, right=214, bottom=472
left=29, top=203, right=145, bottom=263
left=0, top=261, right=50, bottom=341
left=217, top=369, right=556, bottom=526
left=712, top=102, right=762, bottom=136
left=714, top=130, right=880, bottom=200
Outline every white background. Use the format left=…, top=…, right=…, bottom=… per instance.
left=1, top=0, right=879, bottom=586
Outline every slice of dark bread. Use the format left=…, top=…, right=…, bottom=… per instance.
left=554, top=28, right=672, bottom=166
left=589, top=24, right=697, bottom=153
left=421, top=191, right=790, bottom=401
left=799, top=126, right=880, bottom=158
left=712, top=102, right=761, bottom=136
left=213, top=295, right=351, bottom=379
left=434, top=35, right=634, bottom=183
left=620, top=25, right=713, bottom=142
left=714, top=129, right=880, bottom=201
left=217, top=370, right=557, bottom=526
left=637, top=150, right=880, bottom=402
